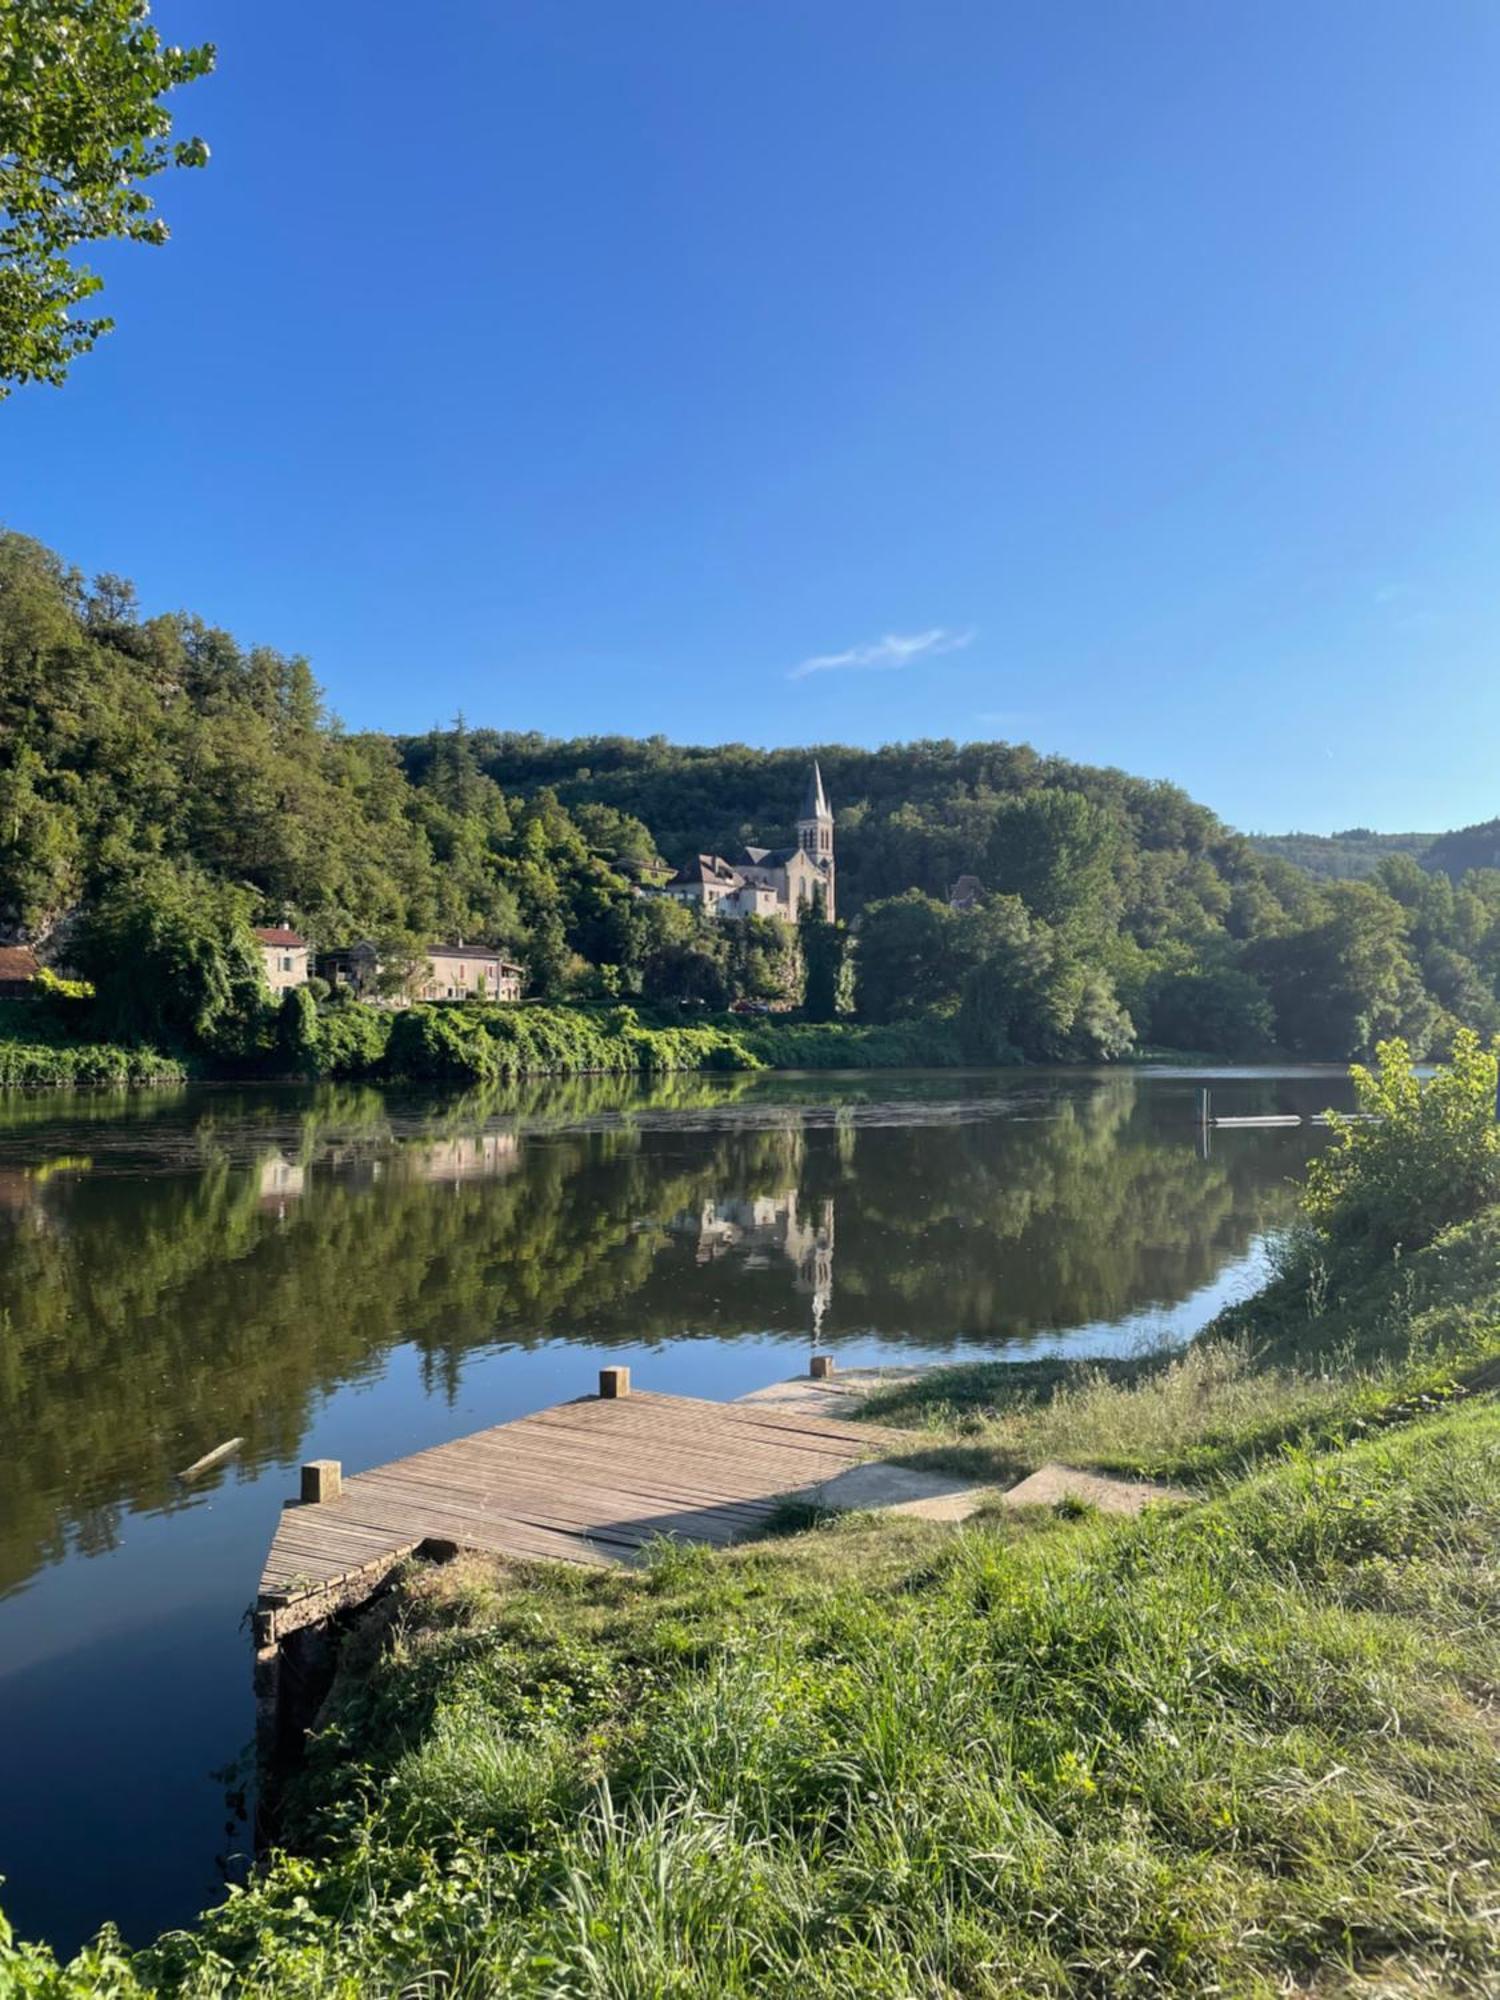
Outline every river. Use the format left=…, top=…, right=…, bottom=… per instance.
left=0, top=1064, right=1351, bottom=1953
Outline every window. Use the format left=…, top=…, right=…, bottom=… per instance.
left=282, top=956, right=293, bottom=973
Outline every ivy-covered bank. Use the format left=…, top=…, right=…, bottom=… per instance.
left=0, top=997, right=969, bottom=1090
left=0, top=1038, right=187, bottom=1087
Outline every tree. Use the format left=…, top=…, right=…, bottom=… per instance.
left=957, top=895, right=1134, bottom=1064
left=1146, top=965, right=1276, bottom=1058
left=1245, top=883, right=1438, bottom=1059
left=799, top=907, right=852, bottom=1021
left=1303, top=1031, right=1500, bottom=1255
left=1, top=0, right=214, bottom=393
left=854, top=890, right=969, bottom=1022
left=984, top=787, right=1121, bottom=933
left=72, top=860, right=267, bottom=1053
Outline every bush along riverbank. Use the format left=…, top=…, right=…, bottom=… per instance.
left=291, top=999, right=967, bottom=1083
left=3, top=1041, right=1499, bottom=1997
left=0, top=1037, right=188, bottom=1088
left=0, top=995, right=972, bottom=1090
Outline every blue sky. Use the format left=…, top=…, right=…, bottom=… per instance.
left=6, top=1, right=1500, bottom=834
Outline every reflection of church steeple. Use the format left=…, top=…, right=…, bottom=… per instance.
left=670, top=1187, right=834, bottom=1334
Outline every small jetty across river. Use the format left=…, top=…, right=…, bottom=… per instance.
left=256, top=1366, right=903, bottom=1656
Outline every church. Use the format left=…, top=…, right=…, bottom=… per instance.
left=653, top=763, right=836, bottom=922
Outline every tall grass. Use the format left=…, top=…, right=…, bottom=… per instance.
left=8, top=1398, right=1494, bottom=1996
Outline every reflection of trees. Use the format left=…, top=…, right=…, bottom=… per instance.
left=0, top=1073, right=1308, bottom=1599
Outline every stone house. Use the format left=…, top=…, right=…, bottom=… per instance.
left=254, top=927, right=311, bottom=993
left=318, top=941, right=524, bottom=1005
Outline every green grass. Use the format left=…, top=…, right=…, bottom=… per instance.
left=8, top=1394, right=1495, bottom=1997
left=5, top=1145, right=1499, bottom=1995
left=860, top=1207, right=1500, bottom=1489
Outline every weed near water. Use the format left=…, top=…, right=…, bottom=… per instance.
left=860, top=1203, right=1500, bottom=1490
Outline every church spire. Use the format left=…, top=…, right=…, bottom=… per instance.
left=799, top=760, right=831, bottom=824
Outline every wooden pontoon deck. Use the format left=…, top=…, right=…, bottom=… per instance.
left=256, top=1375, right=905, bottom=1645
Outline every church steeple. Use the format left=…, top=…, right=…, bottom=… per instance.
left=799, top=761, right=830, bottom=825
left=795, top=761, right=835, bottom=917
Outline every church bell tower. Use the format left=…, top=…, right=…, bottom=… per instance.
left=795, top=761, right=835, bottom=919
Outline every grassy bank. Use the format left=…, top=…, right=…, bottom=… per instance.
left=14, top=1391, right=1496, bottom=1996
left=3, top=1041, right=1498, bottom=1995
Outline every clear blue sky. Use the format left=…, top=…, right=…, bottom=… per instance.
left=6, top=1, right=1500, bottom=834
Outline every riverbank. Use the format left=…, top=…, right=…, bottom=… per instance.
left=0, top=1001, right=969, bottom=1090
left=5, top=1046, right=1497, bottom=1996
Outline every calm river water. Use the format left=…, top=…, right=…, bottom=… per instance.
left=0, top=1064, right=1352, bottom=1953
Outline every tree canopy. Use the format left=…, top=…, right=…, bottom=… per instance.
left=5, top=530, right=1500, bottom=1064
left=0, top=0, right=214, bottom=393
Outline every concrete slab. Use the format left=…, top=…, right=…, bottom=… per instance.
left=807, top=1460, right=990, bottom=1522
left=737, top=1367, right=926, bottom=1422
left=998, top=1462, right=1195, bottom=1516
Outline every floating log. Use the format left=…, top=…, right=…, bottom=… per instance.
left=177, top=1436, right=244, bottom=1482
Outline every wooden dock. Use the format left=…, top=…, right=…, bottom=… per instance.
left=256, top=1368, right=906, bottom=1647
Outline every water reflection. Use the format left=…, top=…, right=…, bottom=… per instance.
left=0, top=1066, right=1350, bottom=1952
left=0, top=1068, right=1335, bottom=1610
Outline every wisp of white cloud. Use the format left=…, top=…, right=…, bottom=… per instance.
left=787, top=625, right=975, bottom=681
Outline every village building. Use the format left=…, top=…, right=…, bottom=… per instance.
left=253, top=927, right=312, bottom=993
left=0, top=945, right=41, bottom=997
left=655, top=763, right=836, bottom=923
left=318, top=940, right=525, bottom=1006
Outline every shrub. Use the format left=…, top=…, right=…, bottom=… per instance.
left=1303, top=1029, right=1500, bottom=1255
left=311, top=1003, right=392, bottom=1078
left=0, top=1039, right=188, bottom=1087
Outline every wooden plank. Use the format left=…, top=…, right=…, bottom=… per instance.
left=257, top=1389, right=910, bottom=1615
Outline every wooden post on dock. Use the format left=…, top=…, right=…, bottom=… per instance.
left=810, top=1353, right=836, bottom=1380
left=1199, top=1087, right=1211, bottom=1129
left=599, top=1366, right=631, bottom=1399
left=301, top=1459, right=342, bottom=1505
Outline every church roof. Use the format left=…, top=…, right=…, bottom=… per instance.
left=798, top=761, right=831, bottom=822
left=668, top=854, right=744, bottom=888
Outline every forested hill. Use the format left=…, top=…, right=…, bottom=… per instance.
left=6, top=528, right=1500, bottom=1063
left=452, top=731, right=1279, bottom=925
left=1247, top=829, right=1437, bottom=883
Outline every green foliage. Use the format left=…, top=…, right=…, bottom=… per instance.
left=0, top=0, right=215, bottom=393
left=275, top=985, right=320, bottom=1075
left=8, top=531, right=1500, bottom=1061
left=71, top=860, right=267, bottom=1054
left=383, top=1003, right=762, bottom=1084
left=1423, top=814, right=1500, bottom=884
left=857, top=889, right=1134, bottom=1061
left=1145, top=964, right=1276, bottom=1057
left=309, top=998, right=391, bottom=1077
left=1244, top=880, right=1438, bottom=1058
left=797, top=908, right=852, bottom=1020
left=1249, top=827, right=1436, bottom=882
left=984, top=784, right=1121, bottom=933
left=733, top=1015, right=963, bottom=1068
left=1303, top=1030, right=1500, bottom=1256
left=0, top=1035, right=185, bottom=1085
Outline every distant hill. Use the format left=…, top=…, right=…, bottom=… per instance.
left=1250, top=821, right=1500, bottom=885
left=1248, top=829, right=1437, bottom=882
left=1424, top=819, right=1500, bottom=882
